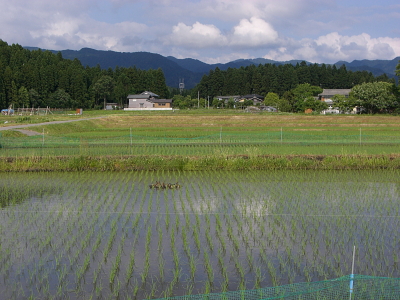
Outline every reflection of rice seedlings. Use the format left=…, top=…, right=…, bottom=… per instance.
left=110, top=241, right=123, bottom=284
left=246, top=248, right=254, bottom=271
left=125, top=247, right=136, bottom=283
left=205, top=227, right=214, bottom=252
left=236, top=196, right=272, bottom=217
left=158, top=252, right=165, bottom=281
left=157, top=225, right=163, bottom=252
left=203, top=251, right=214, bottom=282
left=77, top=253, right=91, bottom=281
left=165, top=203, right=170, bottom=229
left=193, top=227, right=201, bottom=252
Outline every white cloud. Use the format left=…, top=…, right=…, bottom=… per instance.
left=167, top=22, right=227, bottom=48
left=231, top=17, right=279, bottom=46
left=314, top=32, right=399, bottom=61
left=263, top=32, right=400, bottom=63
left=0, top=0, right=399, bottom=64
left=166, top=17, right=278, bottom=49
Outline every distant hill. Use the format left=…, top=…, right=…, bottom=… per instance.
left=24, top=47, right=399, bottom=89
left=335, top=58, right=399, bottom=78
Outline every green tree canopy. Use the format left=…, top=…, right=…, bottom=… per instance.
left=92, top=75, right=114, bottom=109
left=291, top=83, right=322, bottom=112
left=48, top=89, right=72, bottom=108
left=264, top=92, right=280, bottom=106
left=351, top=82, right=397, bottom=113
left=332, top=94, right=357, bottom=114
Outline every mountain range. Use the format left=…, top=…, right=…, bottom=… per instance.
left=25, top=47, right=400, bottom=89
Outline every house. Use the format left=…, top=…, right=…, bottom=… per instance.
left=318, top=89, right=352, bottom=114
left=241, top=94, right=264, bottom=105
left=124, top=91, right=173, bottom=110
left=318, top=89, right=351, bottom=101
left=216, top=96, right=241, bottom=103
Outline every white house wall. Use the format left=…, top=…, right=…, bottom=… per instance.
left=128, top=98, right=154, bottom=108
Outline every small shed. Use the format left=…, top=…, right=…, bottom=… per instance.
left=1, top=109, right=14, bottom=115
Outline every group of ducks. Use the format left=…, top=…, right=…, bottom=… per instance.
left=149, top=181, right=181, bottom=189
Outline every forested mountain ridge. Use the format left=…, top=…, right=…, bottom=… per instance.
left=2, top=39, right=398, bottom=111
left=0, top=41, right=169, bottom=109
left=24, top=46, right=399, bottom=89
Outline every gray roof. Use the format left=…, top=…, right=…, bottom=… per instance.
left=127, top=94, right=151, bottom=99
left=127, top=91, right=159, bottom=99
left=217, top=95, right=240, bottom=99
left=141, top=91, right=159, bottom=98
left=242, top=94, right=264, bottom=100
left=319, top=89, right=351, bottom=97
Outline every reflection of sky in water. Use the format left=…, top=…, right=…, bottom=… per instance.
left=235, top=196, right=273, bottom=216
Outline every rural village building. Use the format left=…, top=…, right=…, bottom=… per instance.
left=217, top=94, right=265, bottom=106
left=318, top=89, right=352, bottom=114
left=240, top=94, right=265, bottom=105
left=216, top=95, right=241, bottom=102
left=124, top=91, right=173, bottom=111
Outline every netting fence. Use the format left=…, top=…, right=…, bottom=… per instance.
left=1, top=131, right=400, bottom=147
left=152, top=275, right=400, bottom=300
left=1, top=131, right=400, bottom=157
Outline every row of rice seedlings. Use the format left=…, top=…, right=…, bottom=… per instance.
left=2, top=177, right=81, bottom=297
left=2, top=170, right=400, bottom=298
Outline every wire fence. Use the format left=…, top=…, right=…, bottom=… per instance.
left=1, top=131, right=399, bottom=148
left=1, top=130, right=400, bottom=157
left=151, top=274, right=400, bottom=300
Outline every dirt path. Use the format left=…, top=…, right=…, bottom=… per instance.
left=0, top=117, right=106, bottom=134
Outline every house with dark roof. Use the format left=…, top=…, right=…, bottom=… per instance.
left=125, top=91, right=173, bottom=110
left=241, top=94, right=264, bottom=105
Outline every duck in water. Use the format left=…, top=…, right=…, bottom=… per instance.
left=149, top=181, right=181, bottom=189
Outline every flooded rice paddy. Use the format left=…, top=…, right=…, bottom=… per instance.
left=0, top=170, right=399, bottom=299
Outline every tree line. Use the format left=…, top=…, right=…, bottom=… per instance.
left=192, top=61, right=395, bottom=99
left=1, top=39, right=398, bottom=114
left=171, top=61, right=399, bottom=113
left=0, top=40, right=169, bottom=110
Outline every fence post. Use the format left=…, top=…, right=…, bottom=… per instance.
left=130, top=127, right=133, bottom=155
left=281, top=127, right=283, bottom=144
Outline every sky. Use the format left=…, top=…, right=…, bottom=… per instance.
left=1, top=0, right=399, bottom=64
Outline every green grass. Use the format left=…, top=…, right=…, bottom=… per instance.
left=2, top=111, right=400, bottom=170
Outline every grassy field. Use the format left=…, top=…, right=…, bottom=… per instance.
left=1, top=110, right=400, bottom=170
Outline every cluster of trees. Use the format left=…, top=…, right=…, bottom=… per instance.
left=174, top=61, right=399, bottom=113
left=174, top=80, right=399, bottom=114
left=192, top=62, right=395, bottom=99
left=263, top=82, right=399, bottom=114
left=0, top=40, right=169, bottom=109
left=174, top=81, right=399, bottom=114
